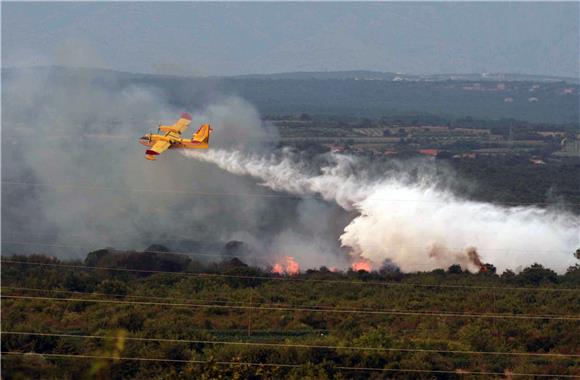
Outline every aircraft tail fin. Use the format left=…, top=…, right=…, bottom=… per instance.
left=192, top=124, right=212, bottom=143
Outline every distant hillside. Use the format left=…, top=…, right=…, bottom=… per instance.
left=232, top=70, right=400, bottom=80
left=3, top=66, right=579, bottom=123
left=232, top=70, right=579, bottom=84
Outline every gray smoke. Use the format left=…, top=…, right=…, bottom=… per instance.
left=2, top=65, right=347, bottom=270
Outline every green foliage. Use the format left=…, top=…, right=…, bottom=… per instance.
left=96, top=280, right=128, bottom=296
left=447, top=264, right=463, bottom=274
left=2, top=254, right=579, bottom=379
left=517, top=264, right=558, bottom=286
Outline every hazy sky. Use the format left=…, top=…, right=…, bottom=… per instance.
left=2, top=2, right=579, bottom=77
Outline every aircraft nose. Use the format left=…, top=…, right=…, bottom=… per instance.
left=139, top=135, right=150, bottom=146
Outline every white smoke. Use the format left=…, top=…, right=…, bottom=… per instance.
left=184, top=148, right=580, bottom=273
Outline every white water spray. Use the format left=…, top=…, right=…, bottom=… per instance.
left=184, top=149, right=579, bottom=273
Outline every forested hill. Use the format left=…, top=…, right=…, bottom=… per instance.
left=1, top=252, right=579, bottom=379
left=3, top=66, right=579, bottom=124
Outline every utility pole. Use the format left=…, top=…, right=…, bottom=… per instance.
left=247, top=293, right=252, bottom=337
left=492, top=290, right=497, bottom=337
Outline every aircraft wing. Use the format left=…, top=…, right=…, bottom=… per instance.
left=145, top=141, right=171, bottom=160
left=172, top=112, right=192, bottom=133
left=159, top=112, right=192, bottom=134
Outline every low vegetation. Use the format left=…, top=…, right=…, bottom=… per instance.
left=2, top=253, right=579, bottom=379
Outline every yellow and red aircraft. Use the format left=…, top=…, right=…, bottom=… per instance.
left=139, top=113, right=212, bottom=160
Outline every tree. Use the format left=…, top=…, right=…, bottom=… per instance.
left=517, top=263, right=558, bottom=285
left=447, top=264, right=463, bottom=274
left=480, top=263, right=497, bottom=275
left=501, top=269, right=516, bottom=279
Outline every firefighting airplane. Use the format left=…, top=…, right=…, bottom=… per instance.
left=139, top=112, right=212, bottom=160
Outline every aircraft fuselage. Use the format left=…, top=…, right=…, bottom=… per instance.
left=138, top=134, right=209, bottom=150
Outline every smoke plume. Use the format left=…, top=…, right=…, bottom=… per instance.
left=184, top=148, right=579, bottom=273
left=2, top=59, right=577, bottom=273
left=1, top=66, right=288, bottom=258
left=2, top=64, right=349, bottom=272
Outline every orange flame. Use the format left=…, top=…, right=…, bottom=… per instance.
left=272, top=263, right=284, bottom=274
left=351, top=257, right=372, bottom=272
left=272, top=256, right=300, bottom=275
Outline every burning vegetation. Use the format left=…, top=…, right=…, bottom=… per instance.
left=427, top=244, right=493, bottom=273
left=351, top=257, right=373, bottom=272
left=466, top=247, right=487, bottom=272
left=271, top=255, right=300, bottom=275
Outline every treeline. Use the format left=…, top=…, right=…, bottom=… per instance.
left=1, top=252, right=579, bottom=379
left=272, top=113, right=580, bottom=135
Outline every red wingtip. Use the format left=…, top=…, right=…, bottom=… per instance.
left=181, top=112, right=192, bottom=121
left=145, top=149, right=160, bottom=155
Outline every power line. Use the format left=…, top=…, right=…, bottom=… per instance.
left=3, top=286, right=575, bottom=320
left=1, top=351, right=577, bottom=378
left=2, top=286, right=569, bottom=317
left=3, top=331, right=578, bottom=359
left=3, top=180, right=577, bottom=206
left=3, top=237, right=571, bottom=255
left=3, top=259, right=579, bottom=293
left=1, top=286, right=251, bottom=306
left=2, top=295, right=578, bottom=321
left=2, top=241, right=231, bottom=259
